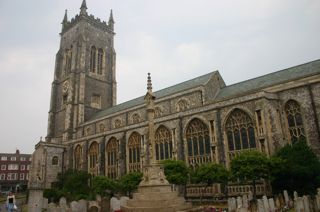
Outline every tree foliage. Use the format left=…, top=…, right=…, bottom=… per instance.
left=271, top=141, right=320, bottom=195
left=161, top=159, right=189, bottom=185
left=230, top=150, right=271, bottom=199
left=118, top=172, right=142, bottom=196
left=193, top=163, right=229, bottom=186
left=91, top=175, right=118, bottom=197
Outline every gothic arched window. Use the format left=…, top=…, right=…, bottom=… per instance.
left=128, top=132, right=141, bottom=172
left=285, top=100, right=305, bottom=143
left=225, top=109, right=256, bottom=159
left=186, top=118, right=211, bottom=165
left=106, top=138, right=118, bottom=179
left=90, top=46, right=96, bottom=73
left=74, top=145, right=82, bottom=170
left=155, top=126, right=173, bottom=161
left=97, top=48, right=103, bottom=75
left=89, top=142, right=99, bottom=175
left=64, top=47, right=72, bottom=76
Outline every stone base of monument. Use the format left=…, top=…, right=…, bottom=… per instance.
left=121, top=164, right=192, bottom=212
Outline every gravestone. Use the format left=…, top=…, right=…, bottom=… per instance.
left=120, top=196, right=129, bottom=208
left=315, top=190, right=320, bottom=211
left=268, top=198, right=275, bottom=212
left=70, top=201, right=79, bottom=212
left=275, top=196, right=281, bottom=209
left=302, top=195, right=310, bottom=212
left=283, top=190, right=289, bottom=206
left=228, top=197, right=236, bottom=212
left=78, top=199, right=88, bottom=212
left=294, top=191, right=298, bottom=200
left=101, top=197, right=110, bottom=212
left=257, top=199, right=264, bottom=212
left=262, top=195, right=270, bottom=212
left=110, top=196, right=121, bottom=212
left=248, top=191, right=253, bottom=201
left=295, top=197, right=304, bottom=211
left=237, top=196, right=243, bottom=209
left=59, top=197, right=67, bottom=208
left=242, top=194, right=249, bottom=208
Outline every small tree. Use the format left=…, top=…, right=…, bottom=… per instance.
left=271, top=141, right=320, bottom=195
left=230, top=150, right=271, bottom=200
left=119, top=172, right=142, bottom=197
left=91, top=175, right=118, bottom=197
left=193, top=163, right=230, bottom=203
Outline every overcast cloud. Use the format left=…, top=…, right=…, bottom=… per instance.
left=0, top=0, right=319, bottom=153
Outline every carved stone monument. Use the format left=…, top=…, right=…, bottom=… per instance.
left=121, top=74, right=191, bottom=212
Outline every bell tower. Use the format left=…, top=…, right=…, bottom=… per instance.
left=47, top=0, right=116, bottom=143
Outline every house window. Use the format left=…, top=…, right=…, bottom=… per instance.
left=106, top=137, right=118, bottom=179
left=0, top=174, right=5, bottom=180
left=186, top=118, right=211, bottom=166
left=20, top=157, right=26, bottom=161
left=74, top=145, right=83, bottom=170
left=20, top=173, right=25, bottom=180
left=26, top=165, right=30, bottom=170
left=285, top=100, right=306, bottom=143
left=89, top=142, right=99, bottom=176
left=1, top=156, right=7, bottom=161
left=155, top=126, right=173, bottom=161
left=21, top=165, right=25, bottom=170
left=1, top=165, right=6, bottom=170
left=91, top=94, right=101, bottom=109
left=128, top=132, right=141, bottom=172
left=26, top=173, right=29, bottom=180
left=225, top=109, right=256, bottom=160
left=8, top=164, right=19, bottom=170
left=11, top=157, right=16, bottom=161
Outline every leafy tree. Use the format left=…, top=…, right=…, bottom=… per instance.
left=161, top=159, right=189, bottom=185
left=91, top=175, right=119, bottom=197
left=230, top=150, right=271, bottom=200
left=118, top=172, right=142, bottom=197
left=44, top=170, right=92, bottom=202
left=271, top=141, right=320, bottom=195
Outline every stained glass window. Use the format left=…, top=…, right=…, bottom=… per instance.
left=186, top=119, right=211, bottom=165
left=74, top=145, right=82, bottom=170
left=106, top=137, right=118, bottom=179
left=285, top=100, right=305, bottom=143
left=155, top=126, right=173, bottom=161
left=128, top=132, right=141, bottom=172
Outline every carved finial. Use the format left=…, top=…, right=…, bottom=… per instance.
left=80, top=0, right=88, bottom=16
left=62, top=9, right=68, bottom=24
left=108, top=9, right=114, bottom=30
left=147, top=73, right=152, bottom=92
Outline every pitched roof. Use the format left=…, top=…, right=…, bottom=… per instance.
left=89, top=71, right=217, bottom=121
left=216, top=59, right=320, bottom=101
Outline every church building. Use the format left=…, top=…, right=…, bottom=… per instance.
left=28, top=0, right=320, bottom=203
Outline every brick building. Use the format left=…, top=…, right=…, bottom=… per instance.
left=0, top=149, right=31, bottom=192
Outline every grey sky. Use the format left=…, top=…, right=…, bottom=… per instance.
left=0, top=0, right=319, bottom=154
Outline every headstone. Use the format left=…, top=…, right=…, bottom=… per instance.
left=315, top=191, right=320, bottom=211
left=42, top=198, right=49, bottom=210
left=294, top=191, right=298, bottom=200
left=70, top=201, right=79, bottom=212
left=110, top=196, right=121, bottom=212
left=302, top=195, right=310, bottom=212
left=248, top=190, right=253, bottom=201
left=78, top=199, right=88, bottom=212
left=268, top=198, right=275, bottom=212
left=59, top=197, right=67, bottom=208
left=262, top=195, right=270, bottom=212
left=237, top=196, right=243, bottom=209
left=257, top=199, right=265, bottom=212
left=294, top=197, right=304, bottom=211
left=275, top=196, right=281, bottom=209
left=120, top=196, right=129, bottom=207
left=96, top=195, right=102, bottom=203
left=101, top=197, right=110, bottom=212
left=238, top=207, right=248, bottom=212
left=279, top=194, right=285, bottom=208
left=228, top=197, right=236, bottom=212
left=242, top=194, right=249, bottom=208
left=283, top=190, right=289, bottom=206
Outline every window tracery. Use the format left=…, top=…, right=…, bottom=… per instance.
left=90, top=46, right=96, bottom=73
left=114, top=119, right=122, bottom=128
left=177, top=99, right=189, bottom=112
left=89, top=142, right=99, bottom=175
left=74, top=145, right=82, bottom=170
left=128, top=132, right=141, bottom=172
left=97, top=48, right=103, bottom=75
left=106, top=138, right=118, bottom=179
left=225, top=109, right=256, bottom=159
left=155, top=126, right=173, bottom=161
left=285, top=100, right=305, bottom=143
left=186, top=118, right=211, bottom=165
left=131, top=113, right=141, bottom=124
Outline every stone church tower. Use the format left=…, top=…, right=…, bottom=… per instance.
left=47, top=0, right=116, bottom=143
